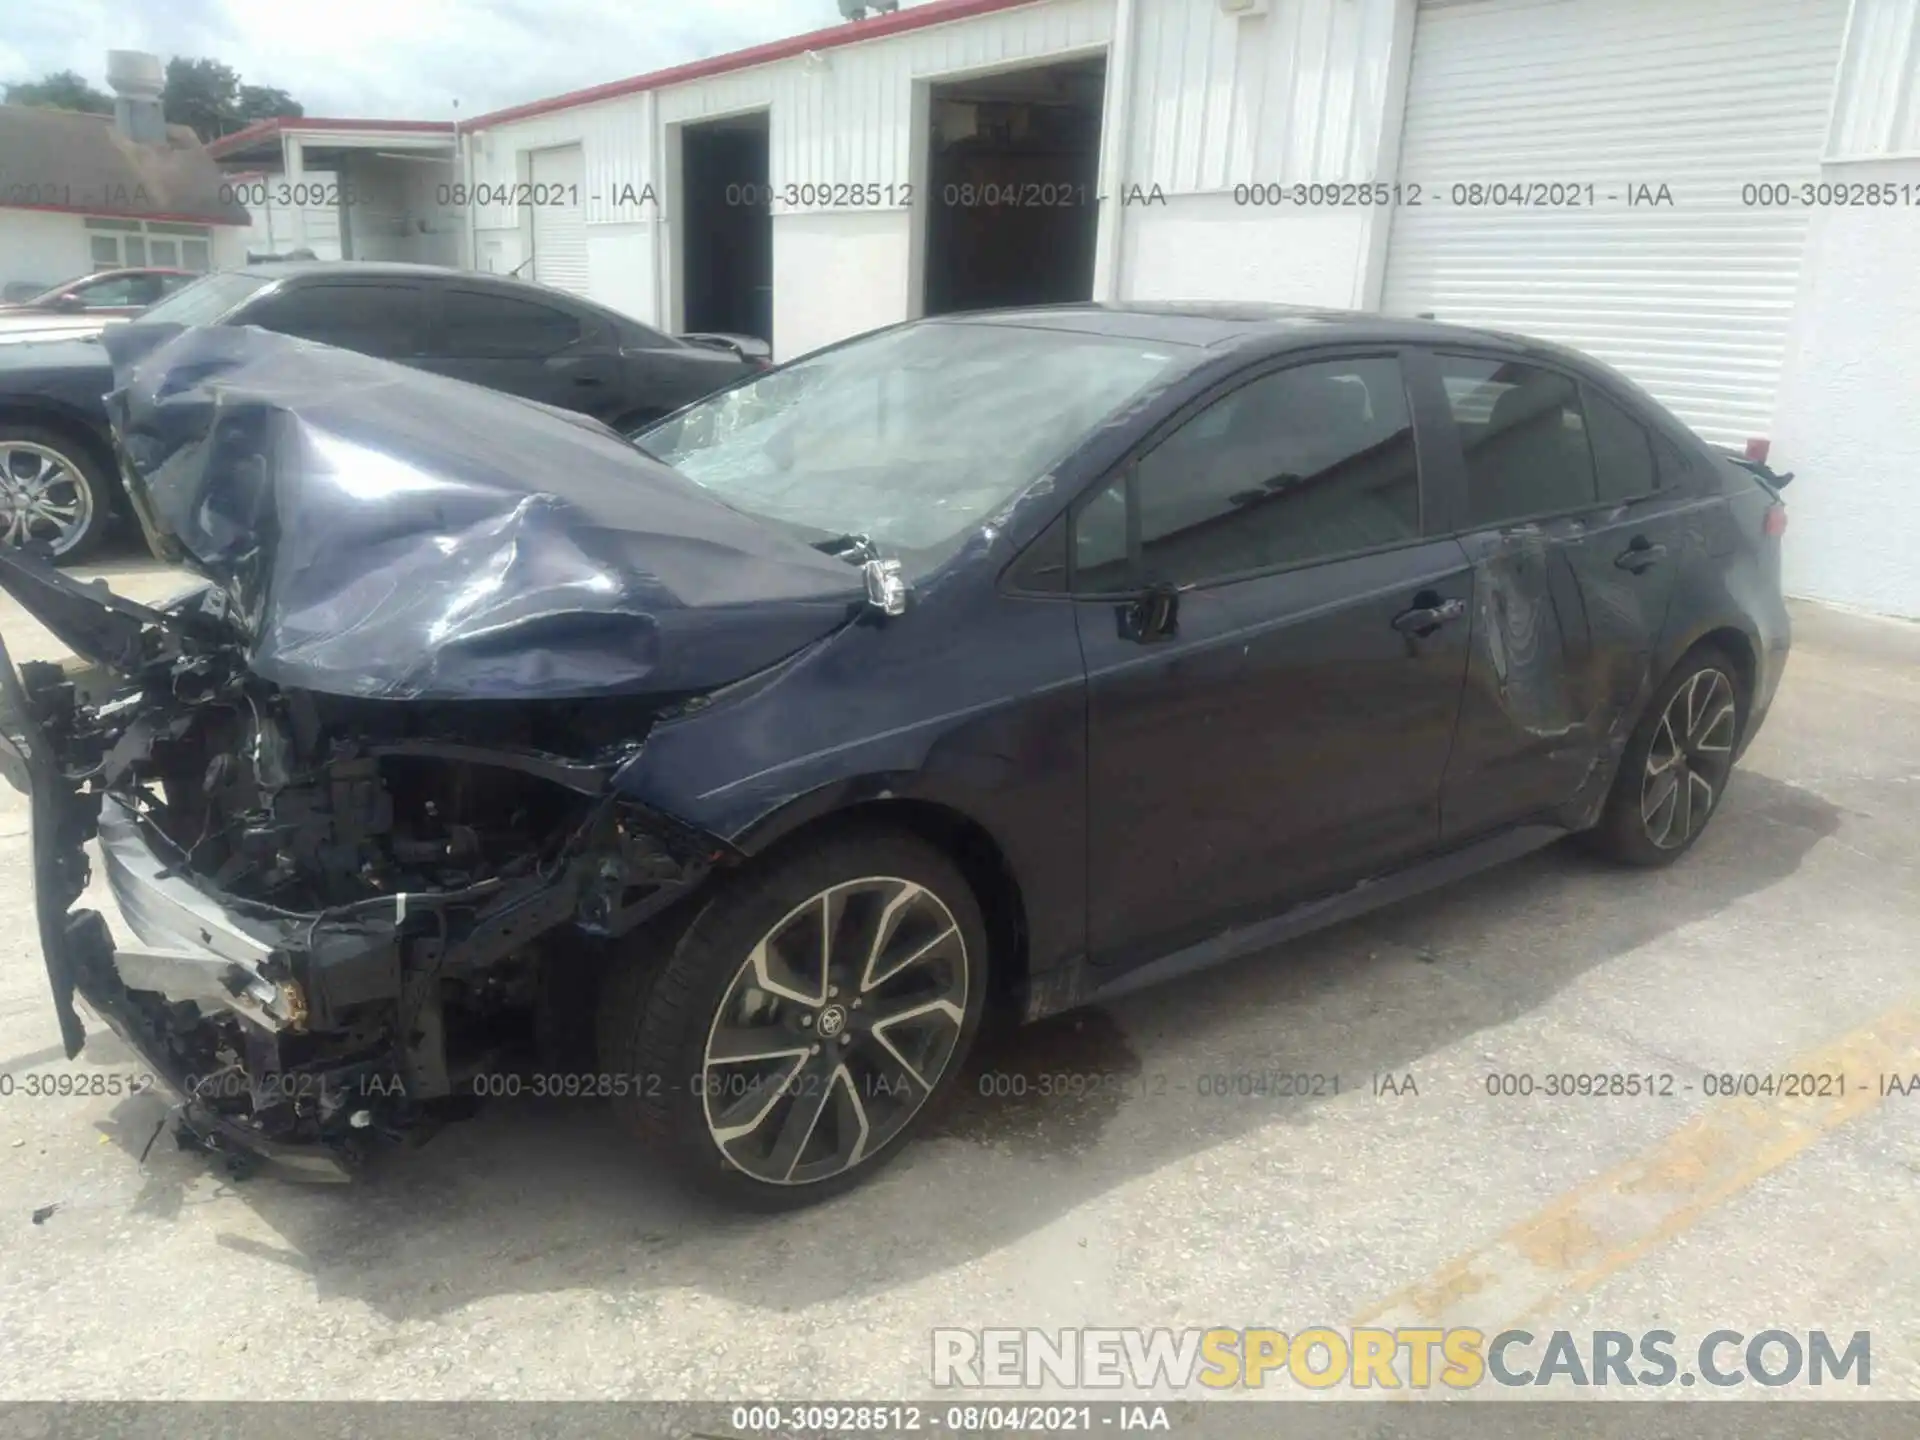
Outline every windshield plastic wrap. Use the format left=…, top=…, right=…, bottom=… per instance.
left=100, top=324, right=865, bottom=701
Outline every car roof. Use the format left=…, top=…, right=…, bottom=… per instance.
left=232, top=261, right=650, bottom=326
left=237, top=260, right=490, bottom=282
left=78, top=267, right=193, bottom=281
left=939, top=300, right=1562, bottom=360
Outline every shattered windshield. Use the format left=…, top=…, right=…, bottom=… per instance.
left=641, top=320, right=1185, bottom=574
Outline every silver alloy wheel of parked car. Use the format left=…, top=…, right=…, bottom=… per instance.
left=1641, top=666, right=1739, bottom=849
left=0, top=439, right=95, bottom=557
left=701, top=875, right=971, bottom=1186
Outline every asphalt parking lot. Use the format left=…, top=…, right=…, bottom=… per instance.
left=2, top=550, right=1917, bottom=1403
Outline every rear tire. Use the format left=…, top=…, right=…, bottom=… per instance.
left=1586, top=644, right=1745, bottom=867
left=0, top=424, right=113, bottom=564
left=597, top=826, right=989, bottom=1210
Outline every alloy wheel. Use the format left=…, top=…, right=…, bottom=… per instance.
left=1640, top=667, right=1737, bottom=850
left=0, top=441, right=94, bottom=556
left=701, top=876, right=970, bottom=1186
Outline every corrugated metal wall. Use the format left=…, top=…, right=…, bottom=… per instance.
left=1125, top=0, right=1404, bottom=192
left=471, top=0, right=1112, bottom=225
left=1827, top=0, right=1920, bottom=158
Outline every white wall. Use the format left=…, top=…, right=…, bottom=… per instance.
left=1771, top=159, right=1920, bottom=618
left=1109, top=0, right=1411, bottom=309
left=468, top=0, right=1115, bottom=345
left=585, top=225, right=659, bottom=325
left=1119, top=195, right=1373, bottom=308
left=237, top=172, right=344, bottom=260
left=1768, top=0, right=1920, bottom=618
left=0, top=211, right=90, bottom=294
left=339, top=156, right=460, bottom=264
left=210, top=226, right=248, bottom=271
left=774, top=209, right=913, bottom=358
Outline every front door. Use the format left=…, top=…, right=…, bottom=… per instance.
left=1076, top=353, right=1473, bottom=976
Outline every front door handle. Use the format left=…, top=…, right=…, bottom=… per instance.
left=1391, top=596, right=1466, bottom=638
left=1615, top=537, right=1668, bottom=573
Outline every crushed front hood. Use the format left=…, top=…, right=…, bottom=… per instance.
left=94, top=324, right=866, bottom=701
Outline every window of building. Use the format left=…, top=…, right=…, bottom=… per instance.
left=83, top=217, right=216, bottom=273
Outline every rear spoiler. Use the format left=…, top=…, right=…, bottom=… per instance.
left=678, top=331, right=772, bottom=367
left=1716, top=447, right=1793, bottom=491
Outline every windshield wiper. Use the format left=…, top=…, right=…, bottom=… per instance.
left=811, top=532, right=882, bottom=566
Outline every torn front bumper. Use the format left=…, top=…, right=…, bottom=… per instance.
left=0, top=639, right=379, bottom=1177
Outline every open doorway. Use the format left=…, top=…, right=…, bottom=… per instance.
left=922, top=56, right=1106, bottom=317
left=680, top=111, right=772, bottom=343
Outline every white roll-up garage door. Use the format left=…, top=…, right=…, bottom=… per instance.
left=1381, top=0, right=1850, bottom=447
left=529, top=145, right=589, bottom=296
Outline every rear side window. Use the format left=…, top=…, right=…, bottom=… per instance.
left=440, top=289, right=583, bottom=358
left=1582, top=385, right=1659, bottom=501
left=1436, top=355, right=1596, bottom=526
left=244, top=283, right=426, bottom=359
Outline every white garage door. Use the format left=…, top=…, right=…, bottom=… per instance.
left=529, top=145, right=589, bottom=295
left=1382, top=0, right=1849, bottom=447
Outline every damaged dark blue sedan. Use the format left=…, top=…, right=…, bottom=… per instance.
left=0, top=305, right=1789, bottom=1208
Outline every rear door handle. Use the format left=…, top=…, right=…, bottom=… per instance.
left=1615, top=538, right=1668, bottom=573
left=1391, top=597, right=1466, bottom=637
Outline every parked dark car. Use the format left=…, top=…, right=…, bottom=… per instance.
left=0, top=267, right=195, bottom=318
left=0, top=305, right=1789, bottom=1208
left=0, top=261, right=760, bottom=561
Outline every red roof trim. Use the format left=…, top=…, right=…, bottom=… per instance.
left=0, top=199, right=248, bottom=228
left=205, top=116, right=458, bottom=158
left=464, top=0, right=1047, bottom=130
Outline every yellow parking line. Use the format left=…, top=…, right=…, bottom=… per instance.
left=1355, top=998, right=1920, bottom=1334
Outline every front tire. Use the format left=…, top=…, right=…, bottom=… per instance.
left=1587, top=645, right=1745, bottom=866
left=0, top=425, right=113, bottom=563
left=598, top=826, right=989, bottom=1210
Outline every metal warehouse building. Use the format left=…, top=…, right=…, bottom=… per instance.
left=456, top=0, right=1920, bottom=619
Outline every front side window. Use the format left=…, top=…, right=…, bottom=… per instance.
left=1073, top=356, right=1422, bottom=590
left=440, top=289, right=583, bottom=358
left=1437, top=354, right=1597, bottom=526
left=69, top=275, right=141, bottom=307
left=643, top=321, right=1187, bottom=577
left=242, top=283, right=426, bottom=358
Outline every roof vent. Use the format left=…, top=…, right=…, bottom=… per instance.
left=106, top=50, right=167, bottom=145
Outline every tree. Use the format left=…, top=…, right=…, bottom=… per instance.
left=162, top=58, right=303, bottom=142
left=240, top=84, right=302, bottom=122
left=3, top=71, right=113, bottom=115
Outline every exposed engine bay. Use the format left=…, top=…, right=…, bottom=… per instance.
left=0, top=566, right=729, bottom=1176
left=0, top=324, right=889, bottom=1177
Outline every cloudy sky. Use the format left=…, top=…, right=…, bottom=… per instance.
left=2, top=0, right=937, bottom=121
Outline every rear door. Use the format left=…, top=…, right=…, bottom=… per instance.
left=1075, top=351, right=1474, bottom=976
left=1411, top=349, right=1685, bottom=843
left=238, top=279, right=429, bottom=362
left=417, top=283, right=622, bottom=418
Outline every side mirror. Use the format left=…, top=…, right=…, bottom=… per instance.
left=1118, top=581, right=1180, bottom=644
left=51, top=294, right=87, bottom=313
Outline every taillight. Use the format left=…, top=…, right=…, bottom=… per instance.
left=1763, top=503, right=1787, bottom=537
left=1745, top=437, right=1771, bottom=464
